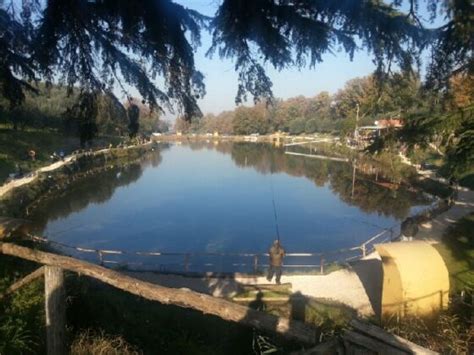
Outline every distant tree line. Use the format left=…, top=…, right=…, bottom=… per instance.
left=0, top=84, right=169, bottom=144
left=174, top=69, right=473, bottom=178
left=174, top=70, right=422, bottom=136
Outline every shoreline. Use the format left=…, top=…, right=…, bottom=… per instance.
left=0, top=142, right=155, bottom=217
left=0, top=142, right=154, bottom=199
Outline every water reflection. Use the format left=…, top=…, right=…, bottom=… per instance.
left=32, top=142, right=431, bottom=269
left=30, top=148, right=165, bottom=233
left=192, top=142, right=428, bottom=219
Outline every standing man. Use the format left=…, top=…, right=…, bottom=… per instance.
left=267, top=240, right=285, bottom=284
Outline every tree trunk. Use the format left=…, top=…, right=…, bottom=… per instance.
left=44, top=266, right=66, bottom=355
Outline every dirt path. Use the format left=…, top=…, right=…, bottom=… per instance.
left=398, top=153, right=474, bottom=241
left=127, top=254, right=381, bottom=317
left=417, top=186, right=474, bottom=242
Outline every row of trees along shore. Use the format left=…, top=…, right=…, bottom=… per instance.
left=0, top=84, right=170, bottom=141
left=175, top=71, right=473, bottom=178
left=175, top=71, right=423, bottom=136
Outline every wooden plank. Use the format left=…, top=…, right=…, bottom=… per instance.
left=45, top=266, right=66, bottom=355
left=343, top=330, right=407, bottom=355
left=0, top=266, right=44, bottom=300
left=350, top=319, right=438, bottom=355
left=0, top=243, right=316, bottom=344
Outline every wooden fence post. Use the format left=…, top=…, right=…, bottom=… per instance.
left=45, top=266, right=65, bottom=355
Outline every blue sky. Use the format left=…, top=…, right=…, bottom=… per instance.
left=172, top=0, right=446, bottom=116
left=177, top=0, right=376, bottom=114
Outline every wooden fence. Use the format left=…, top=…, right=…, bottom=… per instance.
left=0, top=242, right=317, bottom=354
left=0, top=238, right=438, bottom=355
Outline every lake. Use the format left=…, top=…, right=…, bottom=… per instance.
left=30, top=142, right=431, bottom=272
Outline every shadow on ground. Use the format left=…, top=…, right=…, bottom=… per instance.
left=350, top=258, right=383, bottom=319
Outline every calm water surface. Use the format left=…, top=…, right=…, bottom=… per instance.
left=31, top=142, right=430, bottom=271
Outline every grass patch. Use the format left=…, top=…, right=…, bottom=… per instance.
left=0, top=254, right=46, bottom=354
left=0, top=127, right=124, bottom=184
left=434, top=213, right=474, bottom=293
left=66, top=275, right=258, bottom=354
left=70, top=330, right=141, bottom=355
left=406, top=147, right=444, bottom=168
left=384, top=312, right=471, bottom=354
left=304, top=298, right=356, bottom=331
left=459, top=172, right=474, bottom=190
left=0, top=127, right=81, bottom=183
left=235, top=288, right=355, bottom=342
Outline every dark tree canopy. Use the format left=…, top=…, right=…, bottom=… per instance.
left=0, top=0, right=472, bottom=119
left=1, top=0, right=206, bottom=118
left=127, top=103, right=140, bottom=138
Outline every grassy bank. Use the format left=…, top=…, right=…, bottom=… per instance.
left=0, top=127, right=125, bottom=184
left=0, top=127, right=81, bottom=183
left=0, top=143, right=153, bottom=218
left=434, top=213, right=474, bottom=293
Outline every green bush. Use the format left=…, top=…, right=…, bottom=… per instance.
left=289, top=117, right=306, bottom=135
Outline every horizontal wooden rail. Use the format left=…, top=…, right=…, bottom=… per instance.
left=0, top=242, right=316, bottom=344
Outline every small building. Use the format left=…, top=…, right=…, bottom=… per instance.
left=355, top=119, right=404, bottom=147
left=213, top=131, right=219, bottom=137
left=176, top=131, right=182, bottom=136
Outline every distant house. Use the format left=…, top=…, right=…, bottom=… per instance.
left=354, top=119, right=403, bottom=147
left=374, top=119, right=403, bottom=128
left=176, top=131, right=182, bottom=136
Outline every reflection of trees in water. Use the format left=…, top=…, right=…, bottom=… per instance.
left=34, top=142, right=427, bottom=230
left=161, top=142, right=426, bottom=218
left=31, top=150, right=164, bottom=231
left=186, top=141, right=234, bottom=155
left=229, top=143, right=426, bottom=219
left=168, top=142, right=421, bottom=218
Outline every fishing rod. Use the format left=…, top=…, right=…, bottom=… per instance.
left=269, top=168, right=281, bottom=242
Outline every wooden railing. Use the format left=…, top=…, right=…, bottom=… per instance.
left=0, top=232, right=438, bottom=355
left=0, top=242, right=317, bottom=354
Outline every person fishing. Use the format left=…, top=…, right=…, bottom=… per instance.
left=267, top=239, right=285, bottom=284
